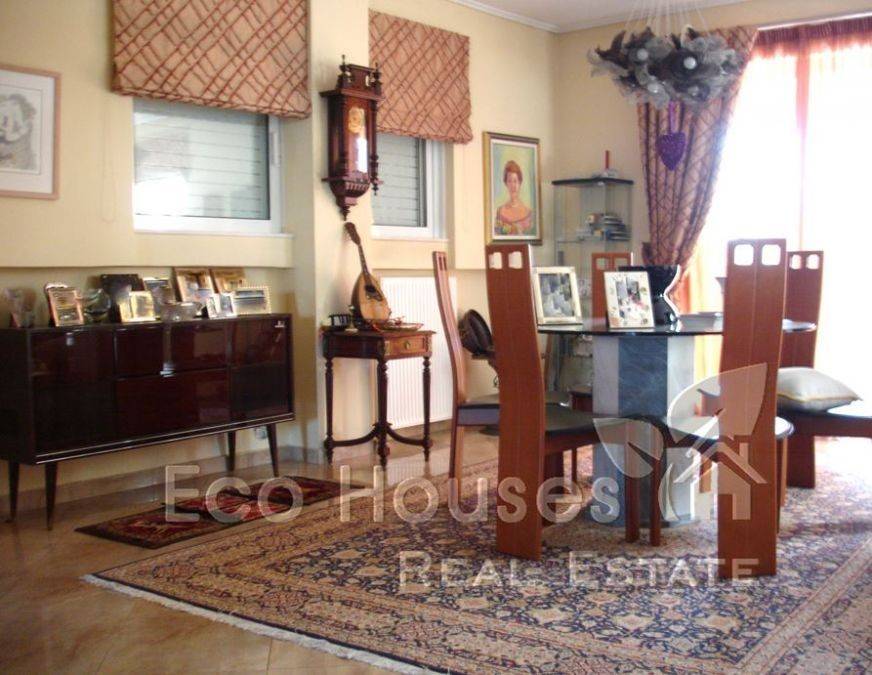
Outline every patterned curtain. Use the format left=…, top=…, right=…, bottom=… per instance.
left=113, top=0, right=309, bottom=118
left=370, top=11, right=472, bottom=143
left=638, top=26, right=757, bottom=267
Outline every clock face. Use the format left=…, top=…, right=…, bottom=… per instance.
left=347, top=106, right=368, bottom=174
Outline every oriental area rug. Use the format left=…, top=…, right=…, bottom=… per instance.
left=85, top=447, right=871, bottom=673
left=77, top=476, right=358, bottom=549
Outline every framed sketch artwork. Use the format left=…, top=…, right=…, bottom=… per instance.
left=0, top=64, right=60, bottom=199
left=532, top=267, right=582, bottom=325
left=483, top=132, right=542, bottom=245
left=604, top=271, right=655, bottom=329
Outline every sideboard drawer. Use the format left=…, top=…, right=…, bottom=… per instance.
left=116, top=370, right=230, bottom=437
left=168, top=324, right=228, bottom=372
left=34, top=382, right=115, bottom=452
left=383, top=334, right=430, bottom=358
left=115, top=325, right=165, bottom=376
left=231, top=363, right=290, bottom=420
left=31, top=330, right=114, bottom=387
left=233, top=317, right=288, bottom=366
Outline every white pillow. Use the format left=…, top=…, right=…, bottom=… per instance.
left=777, top=367, right=860, bottom=412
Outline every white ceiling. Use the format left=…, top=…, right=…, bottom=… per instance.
left=448, top=0, right=749, bottom=33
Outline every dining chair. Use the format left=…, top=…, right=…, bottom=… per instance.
left=648, top=239, right=789, bottom=577
left=433, top=252, right=571, bottom=479
left=484, top=243, right=604, bottom=560
left=778, top=251, right=872, bottom=488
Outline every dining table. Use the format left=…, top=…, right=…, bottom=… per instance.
left=539, top=312, right=816, bottom=528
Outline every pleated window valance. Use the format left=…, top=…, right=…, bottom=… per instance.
left=112, top=0, right=310, bottom=118
left=369, top=11, right=472, bottom=143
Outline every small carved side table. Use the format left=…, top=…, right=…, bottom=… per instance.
left=322, top=329, right=434, bottom=466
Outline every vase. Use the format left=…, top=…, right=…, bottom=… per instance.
left=620, top=264, right=681, bottom=325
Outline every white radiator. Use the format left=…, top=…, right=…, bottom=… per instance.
left=379, top=276, right=456, bottom=429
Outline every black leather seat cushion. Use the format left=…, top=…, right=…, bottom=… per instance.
left=664, top=415, right=794, bottom=445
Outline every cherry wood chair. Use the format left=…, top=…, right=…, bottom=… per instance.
left=433, top=252, right=570, bottom=479
left=778, top=251, right=872, bottom=488
left=648, top=239, right=789, bottom=578
left=484, top=244, right=604, bottom=560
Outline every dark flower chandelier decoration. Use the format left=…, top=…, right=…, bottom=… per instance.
left=589, top=8, right=744, bottom=170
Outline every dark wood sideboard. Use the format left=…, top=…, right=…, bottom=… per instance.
left=0, top=314, right=294, bottom=527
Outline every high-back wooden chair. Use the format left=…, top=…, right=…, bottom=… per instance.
left=780, top=251, right=824, bottom=368
left=777, top=250, right=872, bottom=488
left=656, top=239, right=788, bottom=577
left=591, top=251, right=633, bottom=321
left=485, top=244, right=601, bottom=560
left=433, top=252, right=500, bottom=479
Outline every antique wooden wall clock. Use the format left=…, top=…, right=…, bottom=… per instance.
left=321, top=57, right=383, bottom=219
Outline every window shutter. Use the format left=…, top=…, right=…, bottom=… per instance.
left=133, top=99, right=271, bottom=220
left=373, top=134, right=423, bottom=228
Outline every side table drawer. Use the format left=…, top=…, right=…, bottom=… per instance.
left=384, top=335, right=430, bottom=358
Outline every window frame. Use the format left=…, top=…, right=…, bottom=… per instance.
left=371, top=136, right=446, bottom=240
left=132, top=110, right=284, bottom=236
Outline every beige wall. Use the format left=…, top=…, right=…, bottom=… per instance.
left=2, top=0, right=866, bottom=501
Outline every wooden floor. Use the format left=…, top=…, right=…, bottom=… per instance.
left=0, top=429, right=499, bottom=674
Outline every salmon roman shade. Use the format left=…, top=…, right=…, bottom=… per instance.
left=112, top=0, right=310, bottom=118
left=369, top=11, right=472, bottom=143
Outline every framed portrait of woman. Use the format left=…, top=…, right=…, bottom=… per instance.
left=483, top=132, right=542, bottom=245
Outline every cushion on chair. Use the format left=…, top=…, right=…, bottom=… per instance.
left=777, top=367, right=860, bottom=413
left=544, top=406, right=598, bottom=436
left=665, top=415, right=794, bottom=445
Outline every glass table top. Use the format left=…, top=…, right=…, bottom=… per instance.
left=538, top=312, right=816, bottom=337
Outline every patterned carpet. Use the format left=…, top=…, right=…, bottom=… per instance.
left=77, top=476, right=359, bottom=549
left=88, top=446, right=872, bottom=673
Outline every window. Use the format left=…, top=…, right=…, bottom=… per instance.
left=133, top=99, right=282, bottom=235
left=372, top=133, right=446, bottom=239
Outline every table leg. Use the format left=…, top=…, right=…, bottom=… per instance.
left=324, top=355, right=335, bottom=464
left=226, top=431, right=236, bottom=472
left=7, top=461, right=19, bottom=522
left=267, top=424, right=279, bottom=477
left=422, top=355, right=432, bottom=461
left=376, top=359, right=389, bottom=468
left=45, top=463, right=57, bottom=530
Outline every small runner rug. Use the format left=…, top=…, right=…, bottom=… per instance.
left=77, top=476, right=358, bottom=549
left=85, top=447, right=871, bottom=672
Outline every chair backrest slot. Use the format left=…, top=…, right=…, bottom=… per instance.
left=432, top=252, right=468, bottom=406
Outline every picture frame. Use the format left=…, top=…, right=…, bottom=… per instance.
left=174, top=268, right=215, bottom=303
left=483, top=132, right=542, bottom=245
left=118, top=291, right=157, bottom=323
left=532, top=267, right=583, bottom=325
left=46, top=287, right=83, bottom=327
left=3, top=287, right=36, bottom=327
left=211, top=268, right=248, bottom=293
left=232, top=286, right=271, bottom=316
left=604, top=271, right=655, bottom=329
left=0, top=64, right=60, bottom=199
left=218, top=292, right=237, bottom=318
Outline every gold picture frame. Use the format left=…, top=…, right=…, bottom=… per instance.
left=211, top=268, right=248, bottom=293
left=119, top=291, right=157, bottom=323
left=483, top=132, right=542, bottom=245
left=174, top=268, right=215, bottom=303
left=46, top=287, right=83, bottom=327
left=232, top=286, right=271, bottom=316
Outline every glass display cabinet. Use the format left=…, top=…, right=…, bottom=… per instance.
left=548, top=177, right=633, bottom=394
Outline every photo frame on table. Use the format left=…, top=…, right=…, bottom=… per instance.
left=217, top=292, right=237, bottom=318
left=174, top=268, right=215, bottom=304
left=118, top=291, right=157, bottom=323
left=604, top=271, right=655, bottom=329
left=232, top=286, right=271, bottom=315
left=483, top=132, right=542, bottom=245
left=0, top=64, right=60, bottom=199
left=46, top=286, right=83, bottom=327
left=532, top=267, right=582, bottom=325
left=211, top=268, right=247, bottom=293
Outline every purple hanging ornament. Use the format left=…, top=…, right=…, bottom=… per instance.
left=656, top=101, right=687, bottom=170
